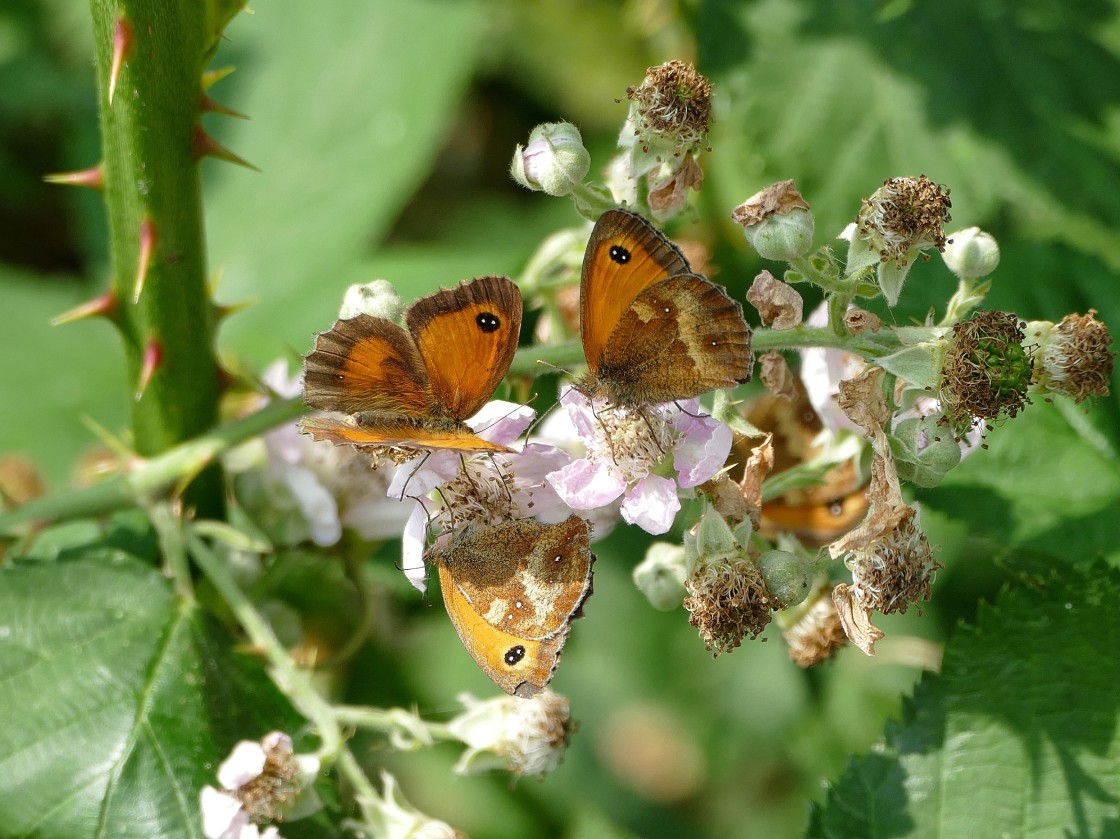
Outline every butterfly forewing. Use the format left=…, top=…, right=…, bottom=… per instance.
left=580, top=209, right=692, bottom=374
left=408, top=275, right=523, bottom=420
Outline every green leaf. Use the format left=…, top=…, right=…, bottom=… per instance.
left=202, top=1, right=489, bottom=367
left=0, top=546, right=305, bottom=839
left=916, top=400, right=1120, bottom=563
left=809, top=562, right=1120, bottom=838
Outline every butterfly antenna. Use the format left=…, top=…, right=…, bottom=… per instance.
left=589, top=398, right=622, bottom=465
left=637, top=405, right=669, bottom=457
left=673, top=399, right=709, bottom=420
left=396, top=451, right=431, bottom=501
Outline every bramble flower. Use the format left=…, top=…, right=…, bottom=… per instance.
left=545, top=387, right=732, bottom=535
left=683, top=505, right=774, bottom=654
left=732, top=180, right=816, bottom=262
left=511, top=121, right=591, bottom=197
left=448, top=690, right=573, bottom=777
left=257, top=361, right=410, bottom=546
left=200, top=731, right=320, bottom=839
left=845, top=175, right=953, bottom=306
left=780, top=582, right=848, bottom=667
left=358, top=771, right=464, bottom=839
left=939, top=310, right=1033, bottom=437
left=1026, top=310, right=1114, bottom=404
left=392, top=401, right=573, bottom=590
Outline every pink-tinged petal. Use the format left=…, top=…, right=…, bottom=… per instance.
left=620, top=474, right=681, bottom=534
left=468, top=400, right=535, bottom=446
left=388, top=451, right=458, bottom=500
left=217, top=741, right=267, bottom=789
left=200, top=787, right=248, bottom=839
left=401, top=505, right=430, bottom=592
left=547, top=458, right=627, bottom=509
left=504, top=444, right=574, bottom=521
left=342, top=493, right=415, bottom=542
left=261, top=359, right=302, bottom=400
left=274, top=462, right=341, bottom=546
left=558, top=386, right=599, bottom=442
left=672, top=413, right=732, bottom=488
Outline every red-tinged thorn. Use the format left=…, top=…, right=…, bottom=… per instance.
left=51, top=289, right=119, bottom=326
left=135, top=339, right=163, bottom=401
left=108, top=15, right=133, bottom=106
left=132, top=216, right=158, bottom=303
left=202, top=65, right=236, bottom=91
left=200, top=93, right=248, bottom=119
left=214, top=297, right=257, bottom=322
left=191, top=124, right=260, bottom=171
left=43, top=164, right=105, bottom=191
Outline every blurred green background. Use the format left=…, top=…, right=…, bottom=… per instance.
left=3, top=1, right=1119, bottom=837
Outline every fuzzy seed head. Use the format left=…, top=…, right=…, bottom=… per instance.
left=1034, top=310, right=1114, bottom=404
left=855, top=175, right=952, bottom=266
left=783, top=584, right=848, bottom=667
left=626, top=60, right=712, bottom=156
left=847, top=507, right=941, bottom=615
left=684, top=554, right=773, bottom=655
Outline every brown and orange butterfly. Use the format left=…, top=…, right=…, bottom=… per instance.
left=577, top=208, right=754, bottom=406
left=740, top=378, right=869, bottom=547
left=300, top=276, right=522, bottom=453
left=429, top=515, right=595, bottom=698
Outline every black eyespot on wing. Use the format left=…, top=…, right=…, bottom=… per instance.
left=504, top=645, right=526, bottom=665
left=609, top=244, right=632, bottom=264
left=477, top=311, right=501, bottom=333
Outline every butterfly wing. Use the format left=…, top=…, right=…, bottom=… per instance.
left=407, top=276, right=523, bottom=421
left=580, top=209, right=692, bottom=377
left=596, top=273, right=754, bottom=405
left=298, top=413, right=511, bottom=452
left=303, top=316, right=436, bottom=416
left=433, top=516, right=595, bottom=697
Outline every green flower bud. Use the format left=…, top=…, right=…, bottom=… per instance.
left=889, top=416, right=962, bottom=488
left=633, top=542, right=689, bottom=611
left=942, top=226, right=1000, bottom=279
left=732, top=180, right=815, bottom=261
left=511, top=122, right=591, bottom=197
left=757, top=550, right=811, bottom=608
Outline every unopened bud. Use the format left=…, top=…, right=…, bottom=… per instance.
left=942, top=227, right=1000, bottom=279
left=511, top=122, right=591, bottom=197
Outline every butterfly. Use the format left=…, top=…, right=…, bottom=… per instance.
left=740, top=378, right=869, bottom=547
left=576, top=208, right=754, bottom=406
left=300, top=275, right=522, bottom=453
left=429, top=515, right=595, bottom=698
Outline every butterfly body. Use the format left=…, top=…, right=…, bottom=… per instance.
left=577, top=209, right=753, bottom=407
left=301, top=275, right=522, bottom=452
left=431, top=515, right=595, bottom=698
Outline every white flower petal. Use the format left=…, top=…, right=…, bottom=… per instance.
left=401, top=505, right=430, bottom=592
left=217, top=741, right=268, bottom=790
left=672, top=413, right=732, bottom=488
left=200, top=787, right=248, bottom=839
left=546, top=458, right=627, bottom=509
left=620, top=474, right=681, bottom=534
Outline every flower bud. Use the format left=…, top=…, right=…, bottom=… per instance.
left=634, top=541, right=688, bottom=610
left=889, top=415, right=962, bottom=487
left=757, top=549, right=811, bottom=607
left=942, top=226, right=1000, bottom=279
left=732, top=180, right=815, bottom=261
left=511, top=121, right=591, bottom=197
left=339, top=279, right=402, bottom=321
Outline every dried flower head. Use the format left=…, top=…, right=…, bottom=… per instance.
left=846, top=175, right=952, bottom=305
left=1028, top=310, right=1114, bottom=404
left=747, top=270, right=804, bottom=330
left=855, top=175, right=951, bottom=266
left=684, top=553, right=774, bottom=655
left=782, top=583, right=848, bottom=667
left=940, top=310, right=1034, bottom=436
left=625, top=60, right=712, bottom=157
left=846, top=506, right=941, bottom=614
left=449, top=691, right=574, bottom=777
